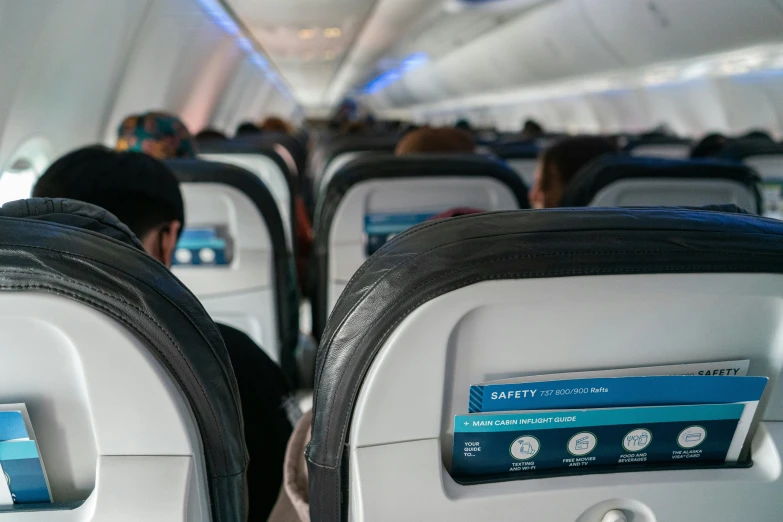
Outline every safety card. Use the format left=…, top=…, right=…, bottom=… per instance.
left=452, top=403, right=745, bottom=477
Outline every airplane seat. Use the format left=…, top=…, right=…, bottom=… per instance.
left=165, top=159, right=299, bottom=385
left=491, top=141, right=541, bottom=186
left=308, top=206, right=783, bottom=522
left=197, top=140, right=298, bottom=252
left=561, top=155, right=762, bottom=213
left=720, top=142, right=783, bottom=219
left=0, top=198, right=247, bottom=521
left=311, top=154, right=530, bottom=339
left=311, top=135, right=400, bottom=196
left=625, top=138, right=693, bottom=159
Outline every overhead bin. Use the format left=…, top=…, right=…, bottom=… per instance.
left=389, top=0, right=622, bottom=106
left=579, top=0, right=783, bottom=67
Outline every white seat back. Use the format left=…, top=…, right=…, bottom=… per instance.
left=309, top=207, right=783, bottom=522
left=317, top=151, right=363, bottom=199
left=507, top=158, right=537, bottom=186
left=630, top=144, right=691, bottom=159
left=562, top=156, right=761, bottom=214
left=327, top=178, right=518, bottom=314
left=589, top=178, right=757, bottom=210
left=0, top=198, right=248, bottom=521
left=174, top=182, right=278, bottom=362
left=199, top=153, right=293, bottom=250
left=351, top=274, right=783, bottom=521
left=744, top=155, right=783, bottom=219
left=0, top=294, right=209, bottom=520
left=312, top=154, right=529, bottom=339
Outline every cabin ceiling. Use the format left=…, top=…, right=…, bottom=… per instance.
left=226, top=0, right=542, bottom=110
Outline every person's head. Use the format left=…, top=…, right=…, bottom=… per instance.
left=395, top=127, right=476, bottom=156
left=116, top=112, right=196, bottom=160
left=259, top=116, right=294, bottom=135
left=741, top=129, right=774, bottom=142
left=529, top=136, right=617, bottom=209
left=195, top=128, right=227, bottom=142
left=522, top=119, right=544, bottom=139
left=33, top=146, right=184, bottom=267
left=455, top=119, right=472, bottom=132
left=236, top=121, right=262, bottom=137
left=691, top=133, right=728, bottom=159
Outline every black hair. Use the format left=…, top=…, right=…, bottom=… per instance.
left=236, top=122, right=262, bottom=137
left=195, top=128, right=227, bottom=142
left=522, top=119, right=544, bottom=136
left=690, top=133, right=728, bottom=159
left=741, top=129, right=774, bottom=142
left=455, top=119, right=472, bottom=131
left=33, top=146, right=185, bottom=241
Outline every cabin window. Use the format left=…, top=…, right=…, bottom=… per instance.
left=0, top=137, right=52, bottom=206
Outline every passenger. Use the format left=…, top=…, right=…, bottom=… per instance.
left=33, top=147, right=298, bottom=521
left=116, top=112, right=197, bottom=159
left=195, top=128, right=228, bottom=142
left=236, top=121, right=263, bottom=137
left=455, top=119, right=472, bottom=132
left=521, top=119, right=544, bottom=140
left=340, top=121, right=366, bottom=135
left=691, top=133, right=728, bottom=159
left=741, top=129, right=775, bottom=142
left=395, top=127, right=475, bottom=155
left=260, top=116, right=294, bottom=135
left=529, top=136, right=618, bottom=209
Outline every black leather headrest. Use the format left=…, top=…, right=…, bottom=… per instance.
left=166, top=159, right=288, bottom=254
left=0, top=198, right=144, bottom=250
left=166, top=159, right=300, bottom=384
left=307, top=206, right=783, bottom=522
left=197, top=137, right=302, bottom=178
left=560, top=155, right=762, bottom=210
left=624, top=136, right=692, bottom=152
left=0, top=198, right=248, bottom=521
left=720, top=140, right=783, bottom=161
left=316, top=154, right=530, bottom=221
left=321, top=135, right=400, bottom=164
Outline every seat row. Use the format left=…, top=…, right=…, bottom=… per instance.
left=4, top=199, right=783, bottom=521
left=178, top=130, right=775, bottom=371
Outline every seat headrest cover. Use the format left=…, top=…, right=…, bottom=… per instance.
left=0, top=198, right=249, bottom=521
left=560, top=155, right=762, bottom=209
left=0, top=198, right=144, bottom=250
left=307, top=206, right=783, bottom=522
left=624, top=136, right=692, bottom=152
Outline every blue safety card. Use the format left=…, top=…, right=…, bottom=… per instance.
left=0, top=412, right=28, bottom=442
left=452, top=403, right=744, bottom=477
left=469, top=375, right=768, bottom=413
left=364, top=212, right=437, bottom=255
left=0, top=440, right=50, bottom=503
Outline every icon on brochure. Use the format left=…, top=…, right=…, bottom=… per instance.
left=623, top=428, right=653, bottom=452
left=677, top=426, right=707, bottom=449
left=567, top=432, right=597, bottom=456
left=510, top=435, right=540, bottom=461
